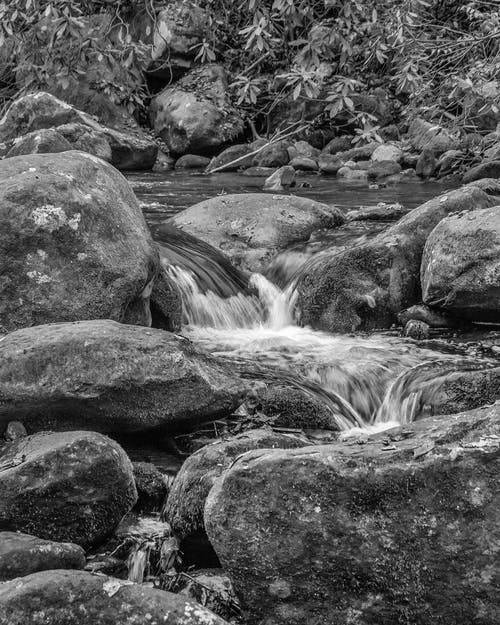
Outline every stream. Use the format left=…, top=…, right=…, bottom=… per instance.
left=128, top=171, right=496, bottom=435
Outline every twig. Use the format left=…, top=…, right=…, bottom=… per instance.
left=206, top=121, right=309, bottom=174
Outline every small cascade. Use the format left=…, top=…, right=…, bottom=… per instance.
left=156, top=224, right=496, bottom=430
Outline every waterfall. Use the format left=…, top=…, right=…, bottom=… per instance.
left=156, top=228, right=494, bottom=430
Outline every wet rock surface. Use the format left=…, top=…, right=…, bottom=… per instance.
left=206, top=403, right=500, bottom=625
left=0, top=320, right=247, bottom=435
left=0, top=532, right=86, bottom=581
left=0, top=569, right=229, bottom=625
left=0, top=431, right=136, bottom=548
left=421, top=206, right=500, bottom=321
left=170, top=193, right=345, bottom=273
left=296, top=186, right=496, bottom=332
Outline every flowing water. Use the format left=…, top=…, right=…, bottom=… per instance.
left=130, top=171, right=497, bottom=433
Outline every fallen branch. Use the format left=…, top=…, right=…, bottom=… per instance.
left=205, top=121, right=310, bottom=174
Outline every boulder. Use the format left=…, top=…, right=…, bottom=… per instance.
left=367, top=160, right=402, bottom=180
left=177, top=568, right=239, bottom=621
left=206, top=144, right=254, bottom=172
left=370, top=143, right=403, bottom=163
left=147, top=1, right=210, bottom=79
left=289, top=156, right=318, bottom=171
left=163, top=429, right=308, bottom=550
left=407, top=118, right=459, bottom=155
left=253, top=142, right=290, bottom=168
left=175, top=154, right=212, bottom=169
left=0, top=92, right=157, bottom=170
left=421, top=206, right=500, bottom=321
left=337, top=166, right=368, bottom=180
left=288, top=141, right=319, bottom=160
left=296, top=186, right=496, bottom=331
left=169, top=193, right=345, bottom=274
left=6, top=128, right=72, bottom=157
left=0, top=320, right=247, bottom=435
left=0, top=431, right=136, bottom=548
left=57, top=122, right=113, bottom=162
left=263, top=166, right=296, bottom=191
left=462, top=161, right=500, bottom=184
left=323, top=135, right=353, bottom=155
left=397, top=304, right=460, bottom=328
left=205, top=403, right=500, bottom=625
left=150, top=65, right=244, bottom=155
left=0, top=151, right=163, bottom=333
left=0, top=532, right=85, bottom=581
left=346, top=202, right=404, bottom=222
left=133, top=462, right=169, bottom=513
left=317, top=153, right=344, bottom=174
left=243, top=166, right=276, bottom=177
left=0, top=569, right=229, bottom=625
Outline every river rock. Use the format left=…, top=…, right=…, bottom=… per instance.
left=407, top=118, right=459, bottom=155
left=0, top=92, right=157, bottom=170
left=206, top=144, right=254, bottom=172
left=0, top=431, right=136, bottom=548
left=415, top=148, right=437, bottom=178
left=397, top=304, right=460, bottom=328
left=402, top=319, right=430, bottom=340
left=296, top=186, right=496, bottom=331
left=5, top=128, right=72, bottom=157
left=337, top=166, right=368, bottom=180
left=288, top=141, right=319, bottom=160
left=317, top=153, right=344, bottom=174
left=346, top=202, right=404, bottom=222
left=150, top=65, right=244, bottom=155
left=0, top=569, right=229, bottom=625
left=0, top=532, right=86, bottom=581
left=169, top=193, right=345, bottom=274
left=163, top=430, right=308, bottom=555
left=175, top=154, right=212, bottom=169
left=370, top=143, right=403, bottom=163
left=0, top=151, right=163, bottom=333
left=367, top=160, right=402, bottom=180
left=421, top=206, right=500, bottom=321
left=56, top=122, right=113, bottom=162
left=289, top=156, right=318, bottom=171
left=253, top=142, right=290, bottom=168
left=133, top=462, right=169, bottom=513
left=263, top=166, right=296, bottom=191
left=0, top=320, right=247, bottom=435
left=205, top=403, right=500, bottom=625
left=177, top=568, right=239, bottom=621
left=462, top=160, right=500, bottom=184
left=323, top=135, right=353, bottom=155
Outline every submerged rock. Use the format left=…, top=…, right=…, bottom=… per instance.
left=169, top=193, right=344, bottom=274
left=0, top=151, right=165, bottom=333
left=0, top=320, right=247, bottom=435
left=296, top=186, right=496, bottom=332
left=0, top=569, right=229, bottom=625
left=163, top=429, right=308, bottom=560
left=205, top=403, right=500, bottom=625
left=0, top=431, right=136, bottom=548
left=0, top=532, right=85, bottom=581
left=150, top=65, right=244, bottom=155
left=421, top=206, right=500, bottom=321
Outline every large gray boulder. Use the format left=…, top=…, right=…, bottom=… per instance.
left=0, top=151, right=178, bottom=333
left=421, top=206, right=500, bottom=321
left=0, top=532, right=85, bottom=581
left=0, top=431, right=136, bottom=548
left=206, top=403, right=500, bottom=625
left=170, top=193, right=345, bottom=274
left=150, top=65, right=244, bottom=155
left=0, top=569, right=229, bottom=625
left=0, top=92, right=157, bottom=170
left=296, top=186, right=496, bottom=331
left=164, top=430, right=308, bottom=546
left=0, top=320, right=247, bottom=434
